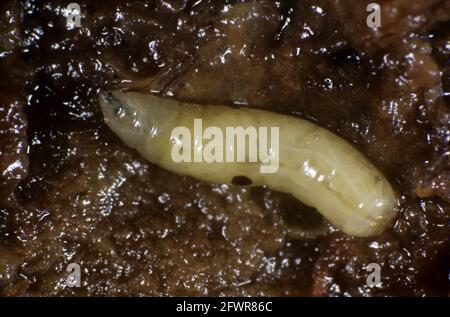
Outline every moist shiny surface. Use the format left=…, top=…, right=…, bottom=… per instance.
left=0, top=0, right=449, bottom=296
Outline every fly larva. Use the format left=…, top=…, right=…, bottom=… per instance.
left=99, top=91, right=397, bottom=237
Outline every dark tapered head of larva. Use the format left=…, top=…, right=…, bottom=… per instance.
left=100, top=92, right=125, bottom=117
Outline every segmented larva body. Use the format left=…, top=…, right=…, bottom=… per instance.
left=100, top=91, right=397, bottom=237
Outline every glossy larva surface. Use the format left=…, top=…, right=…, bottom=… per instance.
left=100, top=91, right=397, bottom=237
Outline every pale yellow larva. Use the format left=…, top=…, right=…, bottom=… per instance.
left=99, top=91, right=397, bottom=237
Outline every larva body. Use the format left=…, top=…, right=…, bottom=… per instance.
left=100, top=91, right=397, bottom=237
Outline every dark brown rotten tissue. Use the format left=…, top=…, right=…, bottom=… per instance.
left=0, top=0, right=449, bottom=296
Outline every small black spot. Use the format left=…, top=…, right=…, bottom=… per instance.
left=231, top=176, right=252, bottom=186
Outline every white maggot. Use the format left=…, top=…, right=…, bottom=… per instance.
left=99, top=91, right=397, bottom=237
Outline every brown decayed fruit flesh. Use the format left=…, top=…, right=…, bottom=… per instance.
left=0, top=0, right=448, bottom=296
